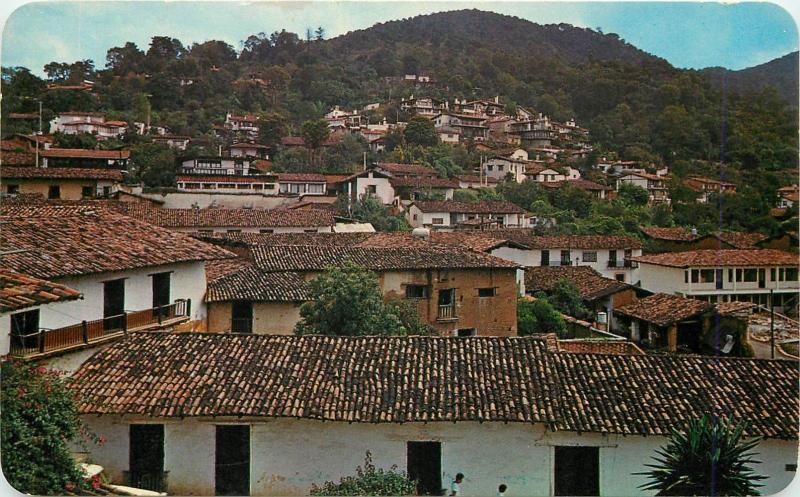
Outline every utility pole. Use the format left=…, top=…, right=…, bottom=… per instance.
left=770, top=289, right=775, bottom=359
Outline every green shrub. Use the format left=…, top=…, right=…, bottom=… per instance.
left=310, top=451, right=417, bottom=496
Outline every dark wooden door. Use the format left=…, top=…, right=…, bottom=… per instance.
left=152, top=272, right=171, bottom=316
left=407, top=441, right=442, bottom=495
left=554, top=446, right=599, bottom=496
left=231, top=301, right=253, bottom=334
left=129, top=424, right=165, bottom=492
left=103, top=279, right=125, bottom=330
left=215, top=425, right=250, bottom=496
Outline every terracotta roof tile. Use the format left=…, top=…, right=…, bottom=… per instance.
left=632, top=249, right=798, bottom=268
left=639, top=226, right=695, bottom=241
left=615, top=293, right=712, bottom=326
left=712, top=232, right=769, bottom=249
left=207, top=268, right=310, bottom=302
left=70, top=333, right=799, bottom=439
left=177, top=174, right=277, bottom=183
left=390, top=177, right=460, bottom=189
left=1, top=167, right=124, bottom=181
left=556, top=339, right=645, bottom=355
left=375, top=162, right=438, bottom=176
left=205, top=258, right=253, bottom=283
left=107, top=204, right=335, bottom=229
left=251, top=245, right=520, bottom=272
left=0, top=205, right=235, bottom=279
left=525, top=266, right=631, bottom=301
left=479, top=230, right=644, bottom=250
left=40, top=148, right=130, bottom=159
left=277, top=173, right=327, bottom=182
left=0, top=269, right=82, bottom=313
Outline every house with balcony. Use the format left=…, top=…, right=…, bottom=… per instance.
left=631, top=249, right=800, bottom=312
left=175, top=174, right=278, bottom=194
left=40, top=148, right=130, bottom=169
left=249, top=244, right=519, bottom=336
left=73, top=332, right=797, bottom=496
left=2, top=167, right=123, bottom=199
left=616, top=172, right=670, bottom=204
left=178, top=156, right=257, bottom=176
left=49, top=112, right=127, bottom=140
left=151, top=135, right=191, bottom=150
left=474, top=232, right=644, bottom=283
left=228, top=142, right=270, bottom=159
left=433, top=112, right=488, bottom=141
left=483, top=149, right=531, bottom=183
left=540, top=179, right=612, bottom=199
left=510, top=114, right=556, bottom=148
left=277, top=173, right=327, bottom=196
left=406, top=201, right=527, bottom=230
left=399, top=95, right=444, bottom=117
left=777, top=184, right=798, bottom=209
left=224, top=113, right=259, bottom=138
left=0, top=204, right=234, bottom=361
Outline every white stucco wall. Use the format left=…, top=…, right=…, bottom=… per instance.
left=637, top=263, right=800, bottom=298
left=355, top=175, right=395, bottom=205
left=172, top=226, right=333, bottom=234
left=80, top=417, right=799, bottom=497
left=526, top=248, right=642, bottom=283
left=135, top=192, right=294, bottom=209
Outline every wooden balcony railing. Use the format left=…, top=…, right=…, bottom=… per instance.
left=437, top=304, right=456, bottom=321
left=9, top=300, right=190, bottom=359
left=607, top=260, right=639, bottom=269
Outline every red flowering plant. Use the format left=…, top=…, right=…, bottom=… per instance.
left=1, top=359, right=105, bottom=494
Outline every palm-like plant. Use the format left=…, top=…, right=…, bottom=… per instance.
left=637, top=415, right=767, bottom=496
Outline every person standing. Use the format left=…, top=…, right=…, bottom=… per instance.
left=450, top=473, right=464, bottom=496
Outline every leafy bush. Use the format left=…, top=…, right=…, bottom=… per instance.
left=310, top=451, right=417, bottom=496
left=1, top=361, right=101, bottom=494
left=517, top=297, right=566, bottom=336
left=637, top=415, right=766, bottom=496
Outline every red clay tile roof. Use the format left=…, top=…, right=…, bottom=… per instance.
left=1, top=167, right=124, bottom=181
left=555, top=338, right=645, bottom=355
left=206, top=268, right=310, bottom=302
left=715, top=301, right=757, bottom=316
left=205, top=258, right=253, bottom=283
left=191, top=231, right=374, bottom=247
left=0, top=205, right=235, bottom=279
left=711, top=232, right=769, bottom=249
left=375, top=162, right=438, bottom=176
left=390, top=177, right=460, bottom=189
left=615, top=293, right=713, bottom=327
left=632, top=249, right=798, bottom=268
left=107, top=204, right=335, bottom=229
left=41, top=148, right=130, bottom=159
left=70, top=333, right=799, bottom=439
left=525, top=266, right=631, bottom=301
left=639, top=226, right=695, bottom=241
left=480, top=231, right=643, bottom=250
left=251, top=245, right=519, bottom=272
left=411, top=200, right=525, bottom=214
left=0, top=151, right=36, bottom=166
left=0, top=269, right=82, bottom=313
left=277, top=173, right=327, bottom=182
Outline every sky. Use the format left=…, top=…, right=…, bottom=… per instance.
left=0, top=1, right=798, bottom=76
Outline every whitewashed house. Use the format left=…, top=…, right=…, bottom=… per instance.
left=632, top=249, right=799, bottom=310
left=339, top=169, right=396, bottom=205
left=616, top=172, right=670, bottom=204
left=72, top=333, right=799, bottom=497
left=0, top=204, right=234, bottom=361
left=406, top=201, right=527, bottom=229
left=229, top=142, right=270, bottom=159
left=50, top=111, right=127, bottom=139
left=179, top=156, right=258, bottom=176
left=483, top=149, right=530, bottom=183
left=176, top=174, right=279, bottom=194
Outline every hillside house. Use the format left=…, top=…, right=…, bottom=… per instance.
left=399, top=95, right=444, bottom=116
left=151, top=135, right=191, bottom=150
left=616, top=172, right=670, bottom=204
left=541, top=179, right=611, bottom=199
left=339, top=169, right=397, bottom=205
left=684, top=175, right=736, bottom=203
left=224, top=113, right=259, bottom=138
left=406, top=201, right=527, bottom=229
left=483, top=149, right=530, bottom=183
left=433, top=112, right=488, bottom=141
left=1, top=167, right=123, bottom=199
left=178, top=156, right=257, bottom=176
left=510, top=114, right=556, bottom=148
left=72, top=333, right=798, bottom=497
left=0, top=204, right=234, bottom=360
left=632, top=249, right=799, bottom=312
left=229, top=142, right=270, bottom=159
left=49, top=112, right=127, bottom=139
left=777, top=184, right=798, bottom=209
left=390, top=176, right=458, bottom=202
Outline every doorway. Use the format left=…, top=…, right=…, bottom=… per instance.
left=129, top=424, right=165, bottom=492
left=103, top=278, right=125, bottom=330
left=152, top=272, right=171, bottom=317
left=407, top=441, right=442, bottom=495
left=554, top=446, right=599, bottom=496
left=215, top=425, right=250, bottom=496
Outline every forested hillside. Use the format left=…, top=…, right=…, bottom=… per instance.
left=2, top=9, right=797, bottom=171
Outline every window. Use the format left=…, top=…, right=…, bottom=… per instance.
left=456, top=328, right=477, bottom=337
left=699, top=269, right=715, bottom=283
left=431, top=217, right=444, bottom=225
left=10, top=309, right=39, bottom=351
left=405, top=285, right=430, bottom=299
left=82, top=186, right=94, bottom=198
left=615, top=274, right=625, bottom=282
left=582, top=251, right=597, bottom=262
left=366, top=185, right=377, bottom=194
left=742, top=269, right=758, bottom=282
left=215, top=425, right=250, bottom=496
left=253, top=184, right=263, bottom=191
left=541, top=250, right=550, bottom=266
left=227, top=229, right=242, bottom=234
left=412, top=214, right=418, bottom=221
left=231, top=301, right=253, bottom=334
left=6, top=184, right=19, bottom=194
left=487, top=165, right=493, bottom=171
left=308, top=183, right=325, bottom=194
left=304, top=229, right=318, bottom=233
left=784, top=267, right=798, bottom=281
left=691, top=270, right=699, bottom=283
left=236, top=184, right=251, bottom=189
left=684, top=270, right=689, bottom=283
left=478, top=287, right=496, bottom=297
left=407, top=442, right=441, bottom=496
left=608, top=249, right=617, bottom=264
left=197, top=229, right=213, bottom=235
left=129, top=425, right=166, bottom=492
left=47, top=185, right=61, bottom=199
left=498, top=165, right=504, bottom=171
left=560, top=250, right=571, bottom=265
left=259, top=229, right=274, bottom=234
